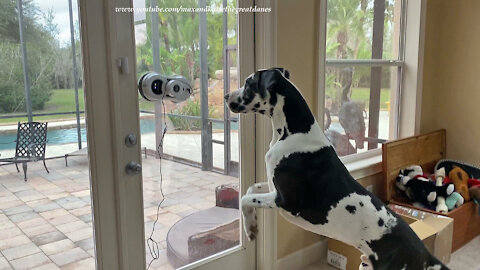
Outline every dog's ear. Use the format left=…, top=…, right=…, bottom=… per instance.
left=257, top=68, right=288, bottom=93
left=272, top=67, right=290, bottom=79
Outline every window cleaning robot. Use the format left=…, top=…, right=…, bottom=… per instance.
left=138, top=72, right=192, bottom=102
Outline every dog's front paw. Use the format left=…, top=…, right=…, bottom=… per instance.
left=242, top=207, right=258, bottom=241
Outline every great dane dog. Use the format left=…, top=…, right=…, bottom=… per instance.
left=224, top=68, right=448, bottom=270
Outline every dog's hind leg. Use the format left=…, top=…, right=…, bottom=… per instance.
left=241, top=191, right=278, bottom=240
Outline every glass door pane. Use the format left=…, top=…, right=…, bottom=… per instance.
left=0, top=0, right=95, bottom=269
left=132, top=0, right=242, bottom=269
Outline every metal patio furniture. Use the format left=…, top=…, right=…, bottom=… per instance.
left=0, top=122, right=49, bottom=181
left=64, top=147, right=87, bottom=167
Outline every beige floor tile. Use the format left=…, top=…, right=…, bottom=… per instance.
left=0, top=235, right=31, bottom=250
left=1, top=158, right=239, bottom=268
left=45, top=193, right=69, bottom=201
left=56, top=221, right=89, bottom=234
left=17, top=217, right=48, bottom=230
left=0, top=200, right=24, bottom=210
left=64, top=227, right=92, bottom=242
left=2, top=242, right=41, bottom=261
left=0, top=257, right=10, bottom=270
left=151, top=212, right=182, bottom=227
left=31, top=263, right=61, bottom=270
left=68, top=206, right=91, bottom=217
left=39, top=209, right=69, bottom=221
left=60, top=257, right=94, bottom=270
left=22, top=223, right=57, bottom=238
left=48, top=214, right=79, bottom=226
left=9, top=252, right=50, bottom=270
left=31, top=231, right=66, bottom=246
left=0, top=227, right=23, bottom=240
left=48, top=247, right=89, bottom=267
left=70, top=190, right=90, bottom=198
left=39, top=239, right=76, bottom=256
left=161, top=204, right=194, bottom=214
left=86, top=249, right=95, bottom=257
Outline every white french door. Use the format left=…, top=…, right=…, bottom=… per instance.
left=78, top=0, right=257, bottom=269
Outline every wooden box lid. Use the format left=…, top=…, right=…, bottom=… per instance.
left=381, top=129, right=446, bottom=202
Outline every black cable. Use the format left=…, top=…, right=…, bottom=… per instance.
left=146, top=101, right=167, bottom=270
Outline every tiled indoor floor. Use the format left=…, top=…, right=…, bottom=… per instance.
left=0, top=155, right=237, bottom=270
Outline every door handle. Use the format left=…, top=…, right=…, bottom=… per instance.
left=126, top=161, right=142, bottom=175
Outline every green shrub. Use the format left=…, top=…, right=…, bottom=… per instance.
left=169, top=99, right=218, bottom=131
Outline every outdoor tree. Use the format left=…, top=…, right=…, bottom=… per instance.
left=326, top=0, right=396, bottom=112
left=0, top=0, right=59, bottom=113
left=136, top=0, right=237, bottom=81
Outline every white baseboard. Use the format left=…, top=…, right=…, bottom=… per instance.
left=276, top=238, right=328, bottom=270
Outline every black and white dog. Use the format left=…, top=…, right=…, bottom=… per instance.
left=225, top=68, right=449, bottom=270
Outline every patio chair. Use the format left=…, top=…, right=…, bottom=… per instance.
left=0, top=122, right=49, bottom=181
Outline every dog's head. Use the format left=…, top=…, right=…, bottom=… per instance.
left=224, top=67, right=290, bottom=116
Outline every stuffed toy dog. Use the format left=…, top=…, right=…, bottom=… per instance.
left=448, top=166, right=471, bottom=201
left=397, top=165, right=454, bottom=206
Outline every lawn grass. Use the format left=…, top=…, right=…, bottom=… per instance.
left=0, top=87, right=392, bottom=125
left=0, top=88, right=85, bottom=124
left=326, top=87, right=391, bottom=109
left=0, top=88, right=156, bottom=125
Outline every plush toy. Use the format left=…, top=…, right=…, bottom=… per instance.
left=469, top=186, right=480, bottom=202
left=468, top=178, right=480, bottom=188
left=396, top=165, right=454, bottom=207
left=445, top=192, right=464, bottom=210
left=448, top=166, right=471, bottom=201
left=435, top=167, right=448, bottom=213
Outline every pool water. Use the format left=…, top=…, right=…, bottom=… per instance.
left=0, top=118, right=237, bottom=151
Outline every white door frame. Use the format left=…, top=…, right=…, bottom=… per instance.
left=253, top=0, right=278, bottom=269
left=78, top=0, right=145, bottom=269
left=79, top=0, right=260, bottom=269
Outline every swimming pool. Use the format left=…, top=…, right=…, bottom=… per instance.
left=0, top=118, right=237, bottom=151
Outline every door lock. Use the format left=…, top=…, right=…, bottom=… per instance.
left=125, top=134, right=137, bottom=147
left=126, top=161, right=142, bottom=175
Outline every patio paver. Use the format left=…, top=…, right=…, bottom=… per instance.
left=0, top=153, right=238, bottom=269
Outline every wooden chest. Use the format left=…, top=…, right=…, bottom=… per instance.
left=381, top=129, right=480, bottom=251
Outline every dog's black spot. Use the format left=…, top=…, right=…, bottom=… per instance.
left=346, top=205, right=356, bottom=214
left=257, top=201, right=261, bottom=204
left=259, top=110, right=265, bottom=114
left=252, top=198, right=256, bottom=202
left=230, top=103, right=238, bottom=110
left=254, top=103, right=260, bottom=108
left=263, top=101, right=267, bottom=105
left=277, top=129, right=282, bottom=134
left=270, top=108, right=274, bottom=116
left=359, top=202, right=364, bottom=207
left=269, top=92, right=277, bottom=106
left=378, top=218, right=384, bottom=227
left=242, top=90, right=255, bottom=105
left=280, top=127, right=288, bottom=141
left=270, top=80, right=314, bottom=134
left=371, top=197, right=382, bottom=211
left=237, top=96, right=242, bottom=103
left=237, top=105, right=245, bottom=111
left=367, top=220, right=445, bottom=269
left=272, top=146, right=381, bottom=225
